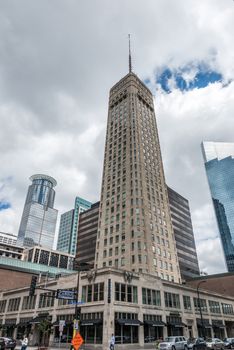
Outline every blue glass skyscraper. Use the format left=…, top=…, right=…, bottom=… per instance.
left=57, top=196, right=92, bottom=255
left=202, top=141, right=234, bottom=272
left=17, top=174, right=58, bottom=248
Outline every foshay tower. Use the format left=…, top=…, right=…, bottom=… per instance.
left=95, top=38, right=181, bottom=283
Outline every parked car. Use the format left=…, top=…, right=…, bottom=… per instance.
left=187, top=338, right=207, bottom=350
left=0, top=338, right=16, bottom=350
left=223, top=338, right=234, bottom=349
left=159, top=336, right=188, bottom=350
left=114, top=336, right=131, bottom=344
left=144, top=335, right=156, bottom=343
left=206, top=338, right=224, bottom=350
left=0, top=338, right=5, bottom=350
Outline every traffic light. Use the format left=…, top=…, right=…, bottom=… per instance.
left=76, top=307, right=81, bottom=321
left=29, top=275, right=38, bottom=296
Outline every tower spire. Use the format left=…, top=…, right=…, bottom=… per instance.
left=128, top=34, right=132, bottom=73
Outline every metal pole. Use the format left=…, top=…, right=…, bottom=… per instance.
left=75, top=270, right=80, bottom=321
left=73, top=262, right=91, bottom=340
left=73, top=270, right=80, bottom=336
left=197, top=281, right=206, bottom=339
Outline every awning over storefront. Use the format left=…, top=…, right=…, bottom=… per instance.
left=53, top=320, right=73, bottom=327
left=167, top=322, right=187, bottom=328
left=3, top=319, right=17, bottom=327
left=17, top=317, right=32, bottom=327
left=212, top=321, right=226, bottom=329
left=197, top=320, right=212, bottom=328
left=80, top=319, right=103, bottom=326
left=144, top=320, right=166, bottom=327
left=116, top=319, right=144, bottom=326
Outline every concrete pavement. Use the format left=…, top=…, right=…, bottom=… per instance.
left=16, top=346, right=157, bottom=350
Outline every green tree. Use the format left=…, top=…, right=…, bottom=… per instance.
left=38, top=319, right=51, bottom=347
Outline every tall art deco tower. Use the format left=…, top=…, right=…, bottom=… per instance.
left=95, top=41, right=181, bottom=283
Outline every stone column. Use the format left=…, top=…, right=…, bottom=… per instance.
left=138, top=325, right=144, bottom=347
left=13, top=326, right=17, bottom=339
left=223, top=325, right=228, bottom=339
left=102, top=278, right=114, bottom=350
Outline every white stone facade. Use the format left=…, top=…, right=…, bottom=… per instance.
left=0, top=268, right=234, bottom=349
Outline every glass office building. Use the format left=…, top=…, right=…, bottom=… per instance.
left=17, top=174, right=58, bottom=249
left=57, top=196, right=92, bottom=255
left=202, top=141, right=234, bottom=272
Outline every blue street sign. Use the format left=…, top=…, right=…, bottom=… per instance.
left=68, top=300, right=85, bottom=305
left=56, top=289, right=76, bottom=300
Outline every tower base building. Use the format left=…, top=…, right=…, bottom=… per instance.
left=0, top=268, right=234, bottom=349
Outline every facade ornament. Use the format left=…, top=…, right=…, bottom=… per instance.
left=124, top=271, right=133, bottom=283
left=87, top=270, right=96, bottom=283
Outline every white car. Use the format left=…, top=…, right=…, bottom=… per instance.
left=159, top=336, right=188, bottom=350
left=206, top=338, right=224, bottom=350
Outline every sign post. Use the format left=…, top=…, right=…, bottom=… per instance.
left=59, top=320, right=65, bottom=348
left=71, top=332, right=83, bottom=350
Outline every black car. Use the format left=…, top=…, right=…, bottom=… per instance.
left=187, top=338, right=207, bottom=350
left=0, top=338, right=5, bottom=350
left=0, top=338, right=16, bottom=350
left=115, top=336, right=131, bottom=344
left=223, top=338, right=234, bottom=349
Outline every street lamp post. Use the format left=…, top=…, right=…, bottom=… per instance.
left=196, top=280, right=206, bottom=340
left=73, top=262, right=91, bottom=336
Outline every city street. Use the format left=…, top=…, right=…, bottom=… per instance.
left=15, top=347, right=158, bottom=350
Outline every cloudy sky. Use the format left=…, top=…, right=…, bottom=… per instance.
left=0, top=0, right=234, bottom=274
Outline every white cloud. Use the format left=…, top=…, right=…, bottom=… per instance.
left=197, top=237, right=226, bottom=274
left=0, top=0, right=233, bottom=274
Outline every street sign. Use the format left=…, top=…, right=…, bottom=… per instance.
left=73, top=319, right=79, bottom=330
left=72, top=332, right=83, bottom=350
left=56, top=289, right=76, bottom=300
left=59, top=320, right=65, bottom=332
left=68, top=300, right=85, bottom=305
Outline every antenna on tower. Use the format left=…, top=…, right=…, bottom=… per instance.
left=128, top=34, right=132, bottom=73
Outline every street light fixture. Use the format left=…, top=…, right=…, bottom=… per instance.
left=196, top=280, right=207, bottom=340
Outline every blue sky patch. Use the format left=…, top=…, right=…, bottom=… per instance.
left=0, top=201, right=11, bottom=211
left=154, top=63, right=223, bottom=93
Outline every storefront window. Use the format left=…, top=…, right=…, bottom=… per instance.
left=143, top=314, right=164, bottom=343
left=114, top=312, right=140, bottom=344
left=54, top=315, right=74, bottom=344
left=80, top=312, right=103, bottom=344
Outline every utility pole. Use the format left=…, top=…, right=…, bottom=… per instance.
left=197, top=280, right=207, bottom=339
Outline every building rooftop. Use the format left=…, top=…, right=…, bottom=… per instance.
left=29, top=174, right=57, bottom=187
left=202, top=141, right=234, bottom=162
left=0, top=256, right=75, bottom=276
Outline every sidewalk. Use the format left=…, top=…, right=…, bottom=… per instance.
left=16, top=346, right=157, bottom=350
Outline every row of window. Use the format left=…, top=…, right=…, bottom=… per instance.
left=1, top=287, right=233, bottom=316
left=181, top=295, right=233, bottom=315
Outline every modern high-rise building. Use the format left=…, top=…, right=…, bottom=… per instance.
left=57, top=210, right=74, bottom=253
left=75, top=201, right=100, bottom=269
left=167, top=186, right=200, bottom=281
left=202, top=141, right=234, bottom=272
left=57, top=197, right=92, bottom=255
left=17, top=174, right=58, bottom=249
left=94, top=63, right=181, bottom=282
